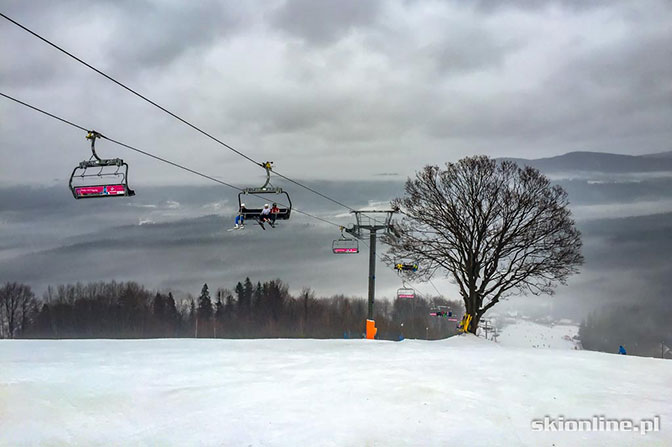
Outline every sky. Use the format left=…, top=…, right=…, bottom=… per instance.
left=1, top=0, right=671, bottom=186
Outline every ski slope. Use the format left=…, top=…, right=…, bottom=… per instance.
left=496, top=320, right=581, bottom=350
left=1, top=336, right=670, bottom=446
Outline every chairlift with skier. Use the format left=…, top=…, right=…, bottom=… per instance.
left=429, top=305, right=457, bottom=320
left=395, top=263, right=419, bottom=272
left=237, top=161, right=292, bottom=228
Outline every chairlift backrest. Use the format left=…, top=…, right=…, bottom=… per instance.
left=332, top=237, right=359, bottom=254
left=397, top=288, right=415, bottom=299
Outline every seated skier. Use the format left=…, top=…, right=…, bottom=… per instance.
left=270, top=203, right=280, bottom=226
left=259, top=203, right=272, bottom=230
left=234, top=203, right=246, bottom=229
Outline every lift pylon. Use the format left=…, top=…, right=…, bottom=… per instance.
left=345, top=209, right=398, bottom=338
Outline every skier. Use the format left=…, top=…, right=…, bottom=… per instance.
left=258, top=204, right=271, bottom=230
left=618, top=345, right=627, bottom=355
left=270, top=203, right=280, bottom=226
left=234, top=203, right=246, bottom=229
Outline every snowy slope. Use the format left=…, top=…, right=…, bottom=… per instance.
left=1, top=336, right=670, bottom=447
left=496, top=320, right=581, bottom=350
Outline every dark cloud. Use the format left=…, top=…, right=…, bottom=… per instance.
left=429, top=30, right=516, bottom=75
left=2, top=0, right=247, bottom=74
left=103, top=1, right=244, bottom=70
left=270, top=0, right=383, bottom=46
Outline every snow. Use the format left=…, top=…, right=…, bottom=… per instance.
left=1, top=336, right=671, bottom=446
left=497, top=320, right=581, bottom=350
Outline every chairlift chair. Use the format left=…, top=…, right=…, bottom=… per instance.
left=69, top=131, right=135, bottom=199
left=237, top=161, right=292, bottom=222
left=429, top=305, right=454, bottom=318
left=397, top=288, right=415, bottom=299
left=395, top=263, right=419, bottom=272
left=332, top=227, right=359, bottom=254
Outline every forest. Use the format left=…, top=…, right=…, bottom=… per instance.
left=0, top=280, right=462, bottom=341
left=579, top=300, right=672, bottom=358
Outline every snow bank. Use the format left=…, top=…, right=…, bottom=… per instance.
left=1, top=337, right=670, bottom=446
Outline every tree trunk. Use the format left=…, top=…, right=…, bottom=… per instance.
left=468, top=313, right=480, bottom=334
left=464, top=289, right=481, bottom=334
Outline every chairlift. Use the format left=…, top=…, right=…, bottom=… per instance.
left=397, top=288, right=415, bottom=299
left=69, top=131, right=135, bottom=199
left=332, top=227, right=359, bottom=254
left=395, top=263, right=419, bottom=272
left=237, top=161, right=292, bottom=223
left=429, top=305, right=456, bottom=319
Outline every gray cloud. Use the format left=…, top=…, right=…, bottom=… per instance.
left=103, top=1, right=245, bottom=70
left=270, top=0, right=383, bottom=46
left=473, top=0, right=631, bottom=14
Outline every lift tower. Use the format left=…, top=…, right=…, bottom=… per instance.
left=345, top=209, right=397, bottom=339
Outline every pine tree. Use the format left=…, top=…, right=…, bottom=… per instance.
left=224, top=293, right=235, bottom=314
left=198, top=284, right=213, bottom=319
left=164, top=292, right=179, bottom=336
left=243, top=278, right=254, bottom=312
left=214, top=291, right=224, bottom=320
left=235, top=281, right=245, bottom=313
left=188, top=297, right=196, bottom=337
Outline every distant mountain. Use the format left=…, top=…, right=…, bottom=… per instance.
left=501, top=151, right=672, bottom=173
left=640, top=150, right=672, bottom=159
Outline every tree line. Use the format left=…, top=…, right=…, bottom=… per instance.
left=579, top=300, right=672, bottom=358
left=0, top=280, right=462, bottom=340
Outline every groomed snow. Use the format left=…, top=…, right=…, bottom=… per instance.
left=1, top=336, right=670, bottom=446
left=496, top=320, right=580, bottom=350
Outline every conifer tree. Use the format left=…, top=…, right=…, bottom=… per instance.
left=197, top=284, right=213, bottom=319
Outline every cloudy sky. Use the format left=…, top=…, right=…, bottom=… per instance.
left=1, top=0, right=670, bottom=187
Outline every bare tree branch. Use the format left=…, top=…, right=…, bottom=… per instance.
left=383, top=157, right=584, bottom=333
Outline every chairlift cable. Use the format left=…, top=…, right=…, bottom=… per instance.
left=0, top=12, right=358, bottom=213
left=428, top=279, right=443, bottom=298
left=0, top=92, right=341, bottom=228
left=0, top=92, right=89, bottom=133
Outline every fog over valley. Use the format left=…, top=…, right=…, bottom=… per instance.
left=2, top=152, right=671, bottom=326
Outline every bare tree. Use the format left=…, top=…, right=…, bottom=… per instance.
left=384, top=156, right=583, bottom=333
left=0, top=282, right=37, bottom=338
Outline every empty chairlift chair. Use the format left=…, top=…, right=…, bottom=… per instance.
left=395, top=262, right=418, bottom=299
left=332, top=238, right=359, bottom=254
left=332, top=228, right=359, bottom=254
left=397, top=288, right=415, bottom=299
left=69, top=131, right=135, bottom=199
